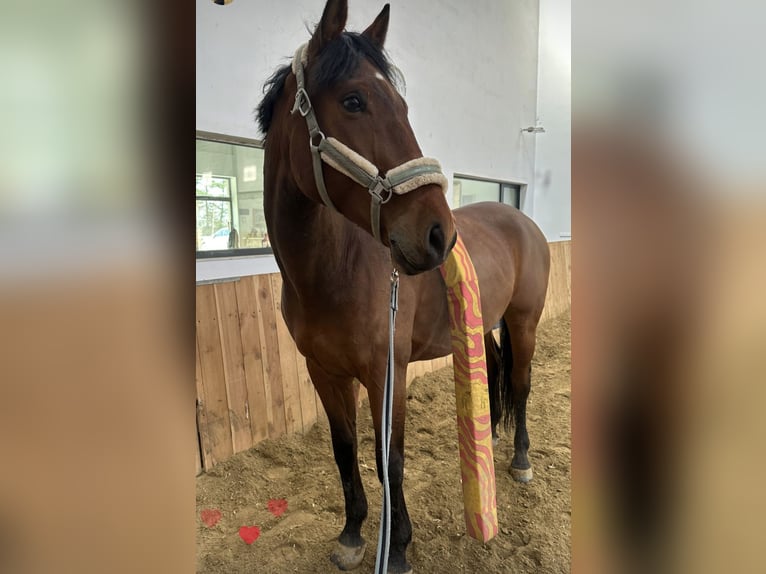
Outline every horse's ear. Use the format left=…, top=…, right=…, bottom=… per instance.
left=308, top=0, right=348, bottom=59
left=362, top=4, right=390, bottom=49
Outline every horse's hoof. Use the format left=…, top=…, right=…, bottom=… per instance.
left=510, top=465, right=533, bottom=483
left=387, top=564, right=413, bottom=574
left=330, top=541, right=366, bottom=571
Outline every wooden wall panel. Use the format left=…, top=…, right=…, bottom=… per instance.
left=235, top=277, right=269, bottom=444
left=196, top=284, right=234, bottom=468
left=407, top=360, right=430, bottom=384
left=249, top=276, right=276, bottom=439
left=296, top=353, right=318, bottom=433
left=540, top=240, right=572, bottom=323
left=195, top=240, right=571, bottom=470
left=255, top=274, right=287, bottom=439
left=195, top=335, right=211, bottom=471
left=214, top=281, right=252, bottom=454
left=314, top=388, right=328, bottom=425
left=270, top=274, right=302, bottom=434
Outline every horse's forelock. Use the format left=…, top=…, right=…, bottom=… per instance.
left=256, top=32, right=404, bottom=136
left=310, top=32, right=398, bottom=90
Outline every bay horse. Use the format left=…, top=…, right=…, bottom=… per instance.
left=256, top=1, right=550, bottom=572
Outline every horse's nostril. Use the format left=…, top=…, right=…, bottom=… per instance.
left=427, top=223, right=445, bottom=257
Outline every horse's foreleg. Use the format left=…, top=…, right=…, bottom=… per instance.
left=367, top=363, right=413, bottom=574
left=306, top=359, right=368, bottom=570
left=504, top=317, right=538, bottom=483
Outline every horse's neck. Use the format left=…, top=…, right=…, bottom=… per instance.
left=268, top=182, right=381, bottom=303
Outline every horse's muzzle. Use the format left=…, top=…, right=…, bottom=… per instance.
left=390, top=227, right=457, bottom=275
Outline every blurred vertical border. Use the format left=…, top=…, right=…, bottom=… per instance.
left=0, top=1, right=195, bottom=573
left=573, top=1, right=766, bottom=573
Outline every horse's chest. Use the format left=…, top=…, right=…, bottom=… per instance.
left=284, top=301, right=376, bottom=366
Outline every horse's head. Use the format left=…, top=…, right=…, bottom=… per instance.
left=266, top=0, right=456, bottom=275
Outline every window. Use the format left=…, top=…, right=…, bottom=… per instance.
left=196, top=135, right=270, bottom=257
left=452, top=175, right=521, bottom=209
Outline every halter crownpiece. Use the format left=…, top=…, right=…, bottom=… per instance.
left=290, top=43, right=448, bottom=243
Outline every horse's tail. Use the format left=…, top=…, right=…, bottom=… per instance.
left=487, top=319, right=514, bottom=432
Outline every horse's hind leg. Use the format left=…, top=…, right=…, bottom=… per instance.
left=486, top=330, right=503, bottom=446
left=503, top=313, right=539, bottom=483
left=306, top=359, right=368, bottom=571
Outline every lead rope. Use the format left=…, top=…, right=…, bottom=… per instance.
left=374, top=269, right=399, bottom=574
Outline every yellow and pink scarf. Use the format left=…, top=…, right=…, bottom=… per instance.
left=439, top=233, right=498, bottom=542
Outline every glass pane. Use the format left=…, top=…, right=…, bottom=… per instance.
left=453, top=177, right=501, bottom=207
left=452, top=179, right=462, bottom=207
left=196, top=139, right=269, bottom=253
left=501, top=183, right=520, bottom=208
left=196, top=174, right=230, bottom=197
left=196, top=199, right=232, bottom=251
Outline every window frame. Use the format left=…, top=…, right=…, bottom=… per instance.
left=195, top=131, right=273, bottom=259
left=452, top=173, right=523, bottom=209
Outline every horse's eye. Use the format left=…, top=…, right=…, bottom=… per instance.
left=342, top=95, right=364, bottom=113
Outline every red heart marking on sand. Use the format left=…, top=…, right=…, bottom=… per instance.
left=268, top=498, right=288, bottom=518
left=239, top=525, right=261, bottom=545
left=200, top=509, right=222, bottom=528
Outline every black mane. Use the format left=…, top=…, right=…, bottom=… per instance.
left=256, top=32, right=403, bottom=136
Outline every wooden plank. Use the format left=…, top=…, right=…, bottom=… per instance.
left=315, top=389, right=327, bottom=424
left=270, top=273, right=303, bottom=434
left=564, top=241, right=572, bottom=302
left=541, top=241, right=571, bottom=322
left=251, top=276, right=277, bottom=438
left=410, top=360, right=427, bottom=382
left=255, top=274, right=287, bottom=439
left=415, top=360, right=426, bottom=380
left=196, top=284, right=234, bottom=467
left=552, top=242, right=565, bottom=319
left=195, top=334, right=212, bottom=471
left=557, top=242, right=568, bottom=313
left=356, top=379, right=369, bottom=407
left=295, top=352, right=318, bottom=432
left=235, top=277, right=269, bottom=444
left=213, top=281, right=252, bottom=454
left=542, top=243, right=556, bottom=321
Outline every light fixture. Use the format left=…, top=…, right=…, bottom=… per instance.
left=243, top=165, right=257, bottom=182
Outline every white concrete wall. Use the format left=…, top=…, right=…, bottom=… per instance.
left=196, top=0, right=569, bottom=277
left=533, top=0, right=571, bottom=240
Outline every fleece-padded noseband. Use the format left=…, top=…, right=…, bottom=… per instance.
left=290, top=43, right=448, bottom=243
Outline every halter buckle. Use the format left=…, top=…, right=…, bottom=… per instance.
left=369, top=178, right=393, bottom=204
left=293, top=88, right=311, bottom=117
left=309, top=130, right=325, bottom=150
